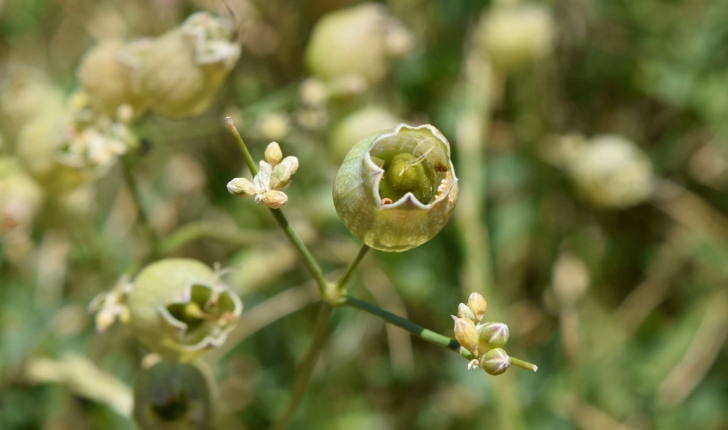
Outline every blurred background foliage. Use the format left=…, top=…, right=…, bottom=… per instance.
left=1, top=0, right=728, bottom=429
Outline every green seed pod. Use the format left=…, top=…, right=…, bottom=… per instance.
left=567, top=135, right=654, bottom=208
left=133, top=361, right=212, bottom=430
left=128, top=259, right=243, bottom=362
left=305, top=3, right=389, bottom=84
left=136, top=12, right=241, bottom=120
left=329, top=105, right=403, bottom=163
left=333, top=124, right=459, bottom=252
left=77, top=38, right=150, bottom=118
left=475, top=4, right=556, bottom=72
left=480, top=347, right=510, bottom=376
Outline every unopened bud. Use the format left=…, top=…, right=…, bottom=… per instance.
left=457, top=303, right=475, bottom=321
left=227, top=177, right=255, bottom=196
left=467, top=293, right=487, bottom=322
left=261, top=190, right=288, bottom=209
left=454, top=317, right=478, bottom=354
left=269, top=156, right=299, bottom=189
left=264, top=141, right=283, bottom=166
left=478, top=322, right=509, bottom=351
left=480, top=347, right=510, bottom=376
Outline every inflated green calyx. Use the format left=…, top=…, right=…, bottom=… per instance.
left=332, top=124, right=459, bottom=252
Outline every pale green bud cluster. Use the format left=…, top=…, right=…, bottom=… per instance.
left=452, top=293, right=517, bottom=376
left=227, top=142, right=299, bottom=209
left=333, top=124, right=459, bottom=252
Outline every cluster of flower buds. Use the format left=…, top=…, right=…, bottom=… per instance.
left=453, top=293, right=515, bottom=376
left=87, top=275, right=134, bottom=333
left=227, top=142, right=299, bottom=209
left=16, top=91, right=139, bottom=194
left=77, top=12, right=240, bottom=121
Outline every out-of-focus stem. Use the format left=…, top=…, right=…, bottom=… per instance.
left=121, top=156, right=159, bottom=264
left=159, top=221, right=270, bottom=254
left=271, top=303, right=332, bottom=430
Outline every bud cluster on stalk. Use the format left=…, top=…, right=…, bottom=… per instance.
left=452, top=292, right=514, bottom=376
left=226, top=142, right=299, bottom=209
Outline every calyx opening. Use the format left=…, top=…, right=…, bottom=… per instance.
left=369, top=127, right=450, bottom=205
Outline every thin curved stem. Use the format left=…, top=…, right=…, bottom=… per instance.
left=226, top=117, right=331, bottom=295
left=334, top=245, right=370, bottom=289
left=271, top=303, right=332, bottom=430
left=342, top=296, right=473, bottom=360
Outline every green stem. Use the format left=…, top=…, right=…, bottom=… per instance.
left=271, top=303, right=332, bottom=430
left=509, top=356, right=538, bottom=373
left=269, top=209, right=331, bottom=293
left=226, top=117, right=259, bottom=175
left=342, top=296, right=473, bottom=360
left=226, top=117, right=331, bottom=296
left=334, top=245, right=370, bottom=289
left=121, top=156, right=159, bottom=263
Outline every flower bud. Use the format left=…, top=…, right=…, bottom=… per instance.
left=136, top=12, right=241, bottom=119
left=329, top=105, right=403, bottom=163
left=457, top=303, right=475, bottom=321
left=133, top=361, right=212, bottom=430
left=480, top=347, right=510, bottom=376
left=475, top=4, right=556, bottom=72
left=467, top=292, right=487, bottom=322
left=268, top=156, right=299, bottom=189
left=260, top=190, right=288, bottom=209
left=567, top=135, right=654, bottom=208
left=264, top=142, right=283, bottom=166
left=128, top=258, right=243, bottom=362
left=77, top=38, right=150, bottom=118
left=305, top=3, right=392, bottom=84
left=454, top=317, right=478, bottom=354
left=227, top=177, right=256, bottom=197
left=478, top=322, right=510, bottom=351
left=333, top=124, right=459, bottom=252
